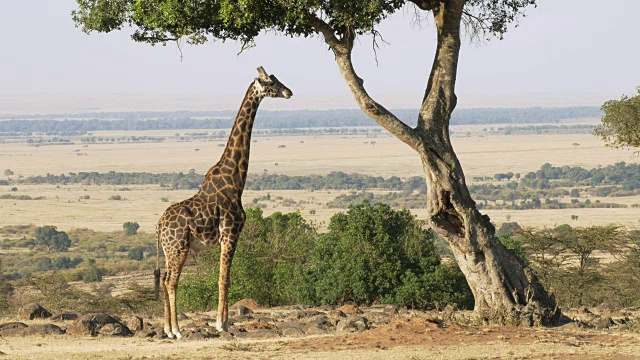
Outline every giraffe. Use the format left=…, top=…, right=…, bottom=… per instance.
left=154, top=66, right=292, bottom=339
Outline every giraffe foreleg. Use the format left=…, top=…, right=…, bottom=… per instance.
left=216, top=236, right=237, bottom=332
left=163, top=240, right=189, bottom=339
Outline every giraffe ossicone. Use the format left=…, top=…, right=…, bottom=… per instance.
left=154, top=67, right=292, bottom=338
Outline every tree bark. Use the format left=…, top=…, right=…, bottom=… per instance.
left=310, top=0, right=559, bottom=325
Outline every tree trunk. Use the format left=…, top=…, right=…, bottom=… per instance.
left=311, top=0, right=559, bottom=325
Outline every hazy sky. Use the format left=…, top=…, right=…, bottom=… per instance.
left=0, top=0, right=639, bottom=112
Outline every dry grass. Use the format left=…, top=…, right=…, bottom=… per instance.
left=1, top=130, right=639, bottom=232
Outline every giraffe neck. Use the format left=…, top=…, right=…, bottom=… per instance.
left=207, top=82, right=264, bottom=195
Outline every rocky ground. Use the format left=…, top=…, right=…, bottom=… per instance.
left=1, top=300, right=640, bottom=359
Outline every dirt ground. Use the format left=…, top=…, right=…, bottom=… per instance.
left=2, top=315, right=639, bottom=360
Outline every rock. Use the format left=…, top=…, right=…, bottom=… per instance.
left=234, top=329, right=279, bottom=339
left=242, top=319, right=275, bottom=331
left=231, top=299, right=262, bottom=311
left=71, top=313, right=132, bottom=337
left=347, top=315, right=368, bottom=331
left=219, top=331, right=235, bottom=341
left=19, top=324, right=65, bottom=336
left=593, top=317, right=615, bottom=330
left=177, top=312, right=189, bottom=320
left=577, top=306, right=592, bottom=315
left=337, top=304, right=363, bottom=315
left=77, top=313, right=120, bottom=328
left=317, top=305, right=335, bottom=311
left=230, top=315, right=253, bottom=323
left=66, top=319, right=97, bottom=337
left=302, top=323, right=326, bottom=335
left=383, top=305, right=398, bottom=315
left=134, top=329, right=156, bottom=338
left=235, top=305, right=253, bottom=316
left=126, top=315, right=144, bottom=332
left=51, top=313, right=78, bottom=321
left=270, top=311, right=287, bottom=319
left=0, top=322, right=28, bottom=336
left=336, top=319, right=357, bottom=333
left=282, top=327, right=305, bottom=337
left=185, top=331, right=207, bottom=340
left=275, top=321, right=303, bottom=331
left=17, top=303, right=52, bottom=320
left=326, top=310, right=346, bottom=319
left=99, top=323, right=133, bottom=336
left=291, top=310, right=323, bottom=319
left=307, top=315, right=331, bottom=328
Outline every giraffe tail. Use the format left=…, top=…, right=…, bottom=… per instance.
left=154, top=224, right=161, bottom=300
left=154, top=268, right=160, bottom=300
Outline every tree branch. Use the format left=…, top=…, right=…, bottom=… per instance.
left=418, top=0, right=465, bottom=133
left=305, top=12, right=420, bottom=149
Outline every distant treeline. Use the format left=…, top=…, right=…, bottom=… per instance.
left=6, top=162, right=639, bottom=197
left=0, top=107, right=601, bottom=132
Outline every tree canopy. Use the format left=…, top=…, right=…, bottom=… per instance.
left=35, top=226, right=71, bottom=252
left=595, top=87, right=640, bottom=150
left=73, top=0, right=535, bottom=48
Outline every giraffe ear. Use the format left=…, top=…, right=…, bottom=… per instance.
left=257, top=66, right=270, bottom=82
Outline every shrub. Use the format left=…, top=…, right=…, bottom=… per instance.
left=127, top=247, right=144, bottom=261
left=305, top=201, right=472, bottom=309
left=123, top=222, right=140, bottom=236
left=178, top=208, right=316, bottom=310
left=34, top=226, right=71, bottom=252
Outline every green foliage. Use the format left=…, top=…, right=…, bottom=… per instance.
left=496, top=222, right=521, bottom=236
left=0, top=259, right=14, bottom=313
left=127, top=247, right=144, bottom=261
left=178, top=208, right=317, bottom=310
left=517, top=224, right=632, bottom=308
left=34, top=226, right=71, bottom=252
left=306, top=201, right=472, bottom=308
left=123, top=221, right=140, bottom=236
left=497, top=234, right=527, bottom=264
left=36, top=257, right=54, bottom=271
left=81, top=264, right=107, bottom=283
left=595, top=87, right=640, bottom=149
left=178, top=203, right=471, bottom=311
left=72, top=0, right=536, bottom=49
left=53, top=256, right=83, bottom=270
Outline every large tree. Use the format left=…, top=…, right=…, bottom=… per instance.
left=73, top=0, right=558, bottom=324
left=595, top=87, right=640, bottom=152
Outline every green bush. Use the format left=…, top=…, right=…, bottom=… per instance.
left=122, top=222, right=140, bottom=236
left=177, top=202, right=472, bottom=311
left=127, top=247, right=144, bottom=261
left=178, top=208, right=316, bottom=311
left=305, top=201, right=472, bottom=309
left=34, top=226, right=71, bottom=252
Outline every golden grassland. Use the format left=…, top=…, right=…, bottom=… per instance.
left=1, top=128, right=639, bottom=233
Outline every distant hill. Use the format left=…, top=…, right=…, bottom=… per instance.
left=0, top=107, right=601, bottom=132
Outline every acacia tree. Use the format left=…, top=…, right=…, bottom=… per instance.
left=73, top=0, right=557, bottom=324
left=595, top=87, right=640, bottom=152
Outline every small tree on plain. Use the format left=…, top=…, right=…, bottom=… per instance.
left=35, top=226, right=71, bottom=252
left=123, top=222, right=140, bottom=236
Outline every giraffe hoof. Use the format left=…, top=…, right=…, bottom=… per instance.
left=174, top=331, right=183, bottom=340
left=166, top=332, right=175, bottom=340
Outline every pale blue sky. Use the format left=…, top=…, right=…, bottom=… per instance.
left=0, top=0, right=638, bottom=112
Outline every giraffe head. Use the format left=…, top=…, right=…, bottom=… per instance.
left=254, top=66, right=293, bottom=99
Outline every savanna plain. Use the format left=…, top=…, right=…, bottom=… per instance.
left=1, top=119, right=640, bottom=359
